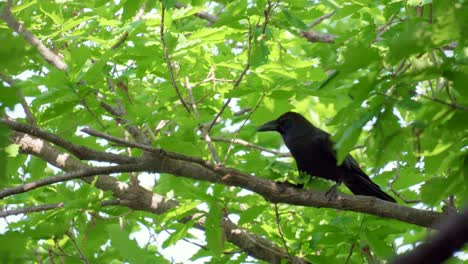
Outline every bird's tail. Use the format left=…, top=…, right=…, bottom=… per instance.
left=343, top=174, right=396, bottom=203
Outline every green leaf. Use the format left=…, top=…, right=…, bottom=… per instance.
left=162, top=221, right=194, bottom=248
left=238, top=205, right=267, bottom=225
left=106, top=224, right=158, bottom=263
left=420, top=177, right=459, bottom=205
left=362, top=229, right=394, bottom=259
left=205, top=202, right=223, bottom=256
left=5, top=144, right=20, bottom=157
left=280, top=7, right=307, bottom=30
left=334, top=111, right=375, bottom=164
left=160, top=201, right=201, bottom=223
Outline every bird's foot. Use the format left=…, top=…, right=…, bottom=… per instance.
left=325, top=183, right=340, bottom=201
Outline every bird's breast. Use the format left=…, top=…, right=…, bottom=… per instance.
left=284, top=136, right=341, bottom=182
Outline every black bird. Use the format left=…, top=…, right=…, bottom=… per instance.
left=257, top=111, right=396, bottom=203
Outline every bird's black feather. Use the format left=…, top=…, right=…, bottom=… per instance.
left=258, top=111, right=396, bottom=203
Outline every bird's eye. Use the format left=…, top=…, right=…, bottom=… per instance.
left=277, top=118, right=285, bottom=126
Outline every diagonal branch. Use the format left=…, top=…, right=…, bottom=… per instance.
left=420, top=94, right=468, bottom=112
left=307, top=10, right=336, bottom=28
left=10, top=131, right=309, bottom=264
left=185, top=77, right=221, bottom=163
left=111, top=2, right=147, bottom=50
left=392, top=208, right=468, bottom=264
left=0, top=0, right=68, bottom=71
left=5, top=120, right=445, bottom=228
left=0, top=73, right=37, bottom=125
left=0, top=163, right=147, bottom=199
left=222, top=93, right=266, bottom=163
left=160, top=1, right=191, bottom=113
left=1, top=118, right=137, bottom=164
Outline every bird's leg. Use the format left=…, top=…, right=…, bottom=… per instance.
left=325, top=181, right=341, bottom=200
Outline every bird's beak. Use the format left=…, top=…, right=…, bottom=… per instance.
left=257, top=120, right=278, bottom=132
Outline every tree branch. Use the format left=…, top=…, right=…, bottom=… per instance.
left=0, top=0, right=68, bottom=71
left=185, top=77, right=221, bottom=163
left=160, top=1, right=191, bottom=113
left=420, top=94, right=468, bottom=112
left=0, top=202, right=65, bottom=217
left=175, top=3, right=219, bottom=25
left=9, top=132, right=308, bottom=264
left=274, top=203, right=295, bottom=263
left=1, top=118, right=137, bottom=164
left=307, top=10, right=336, bottom=28
left=300, top=31, right=335, bottom=43
left=0, top=163, right=147, bottom=199
left=111, top=2, right=146, bottom=50
left=392, top=208, right=468, bottom=264
left=210, top=136, right=291, bottom=157
left=0, top=73, right=37, bottom=126
left=5, top=121, right=445, bottom=228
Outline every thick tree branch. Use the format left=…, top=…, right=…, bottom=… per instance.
left=8, top=132, right=307, bottom=263
left=1, top=118, right=137, bottom=164
left=0, top=0, right=68, bottom=71
left=392, top=208, right=468, bottom=264
left=300, top=31, right=335, bottom=43
left=4, top=121, right=444, bottom=228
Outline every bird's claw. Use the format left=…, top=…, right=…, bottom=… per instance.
left=325, top=183, right=340, bottom=201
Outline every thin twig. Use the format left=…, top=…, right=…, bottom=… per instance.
left=0, top=73, right=37, bottom=125
left=345, top=244, right=356, bottom=264
left=80, top=98, right=106, bottom=129
left=0, top=200, right=131, bottom=218
left=274, top=203, right=295, bottom=264
left=206, top=0, right=275, bottom=133
left=420, top=94, right=468, bottom=111
left=222, top=93, right=266, bottom=163
left=175, top=3, right=219, bottom=25
left=160, top=1, right=191, bottom=113
left=66, top=224, right=90, bottom=264
left=300, top=30, right=335, bottom=43
left=0, top=203, right=64, bottom=217
left=389, top=161, right=421, bottom=204
left=206, top=20, right=256, bottom=133
left=185, top=77, right=221, bottom=163
left=307, top=10, right=336, bottom=28
left=80, top=127, right=212, bottom=168
left=111, top=2, right=146, bottom=50
left=0, top=164, right=147, bottom=199
left=210, top=137, right=291, bottom=157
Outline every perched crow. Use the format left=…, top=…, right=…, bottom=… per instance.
left=257, top=111, right=396, bottom=203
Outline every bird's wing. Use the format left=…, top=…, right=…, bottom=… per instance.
left=289, top=133, right=341, bottom=181
left=342, top=155, right=388, bottom=193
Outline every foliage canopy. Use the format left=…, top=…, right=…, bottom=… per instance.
left=1, top=0, right=467, bottom=263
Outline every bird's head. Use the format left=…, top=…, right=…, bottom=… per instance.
left=257, top=111, right=313, bottom=136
